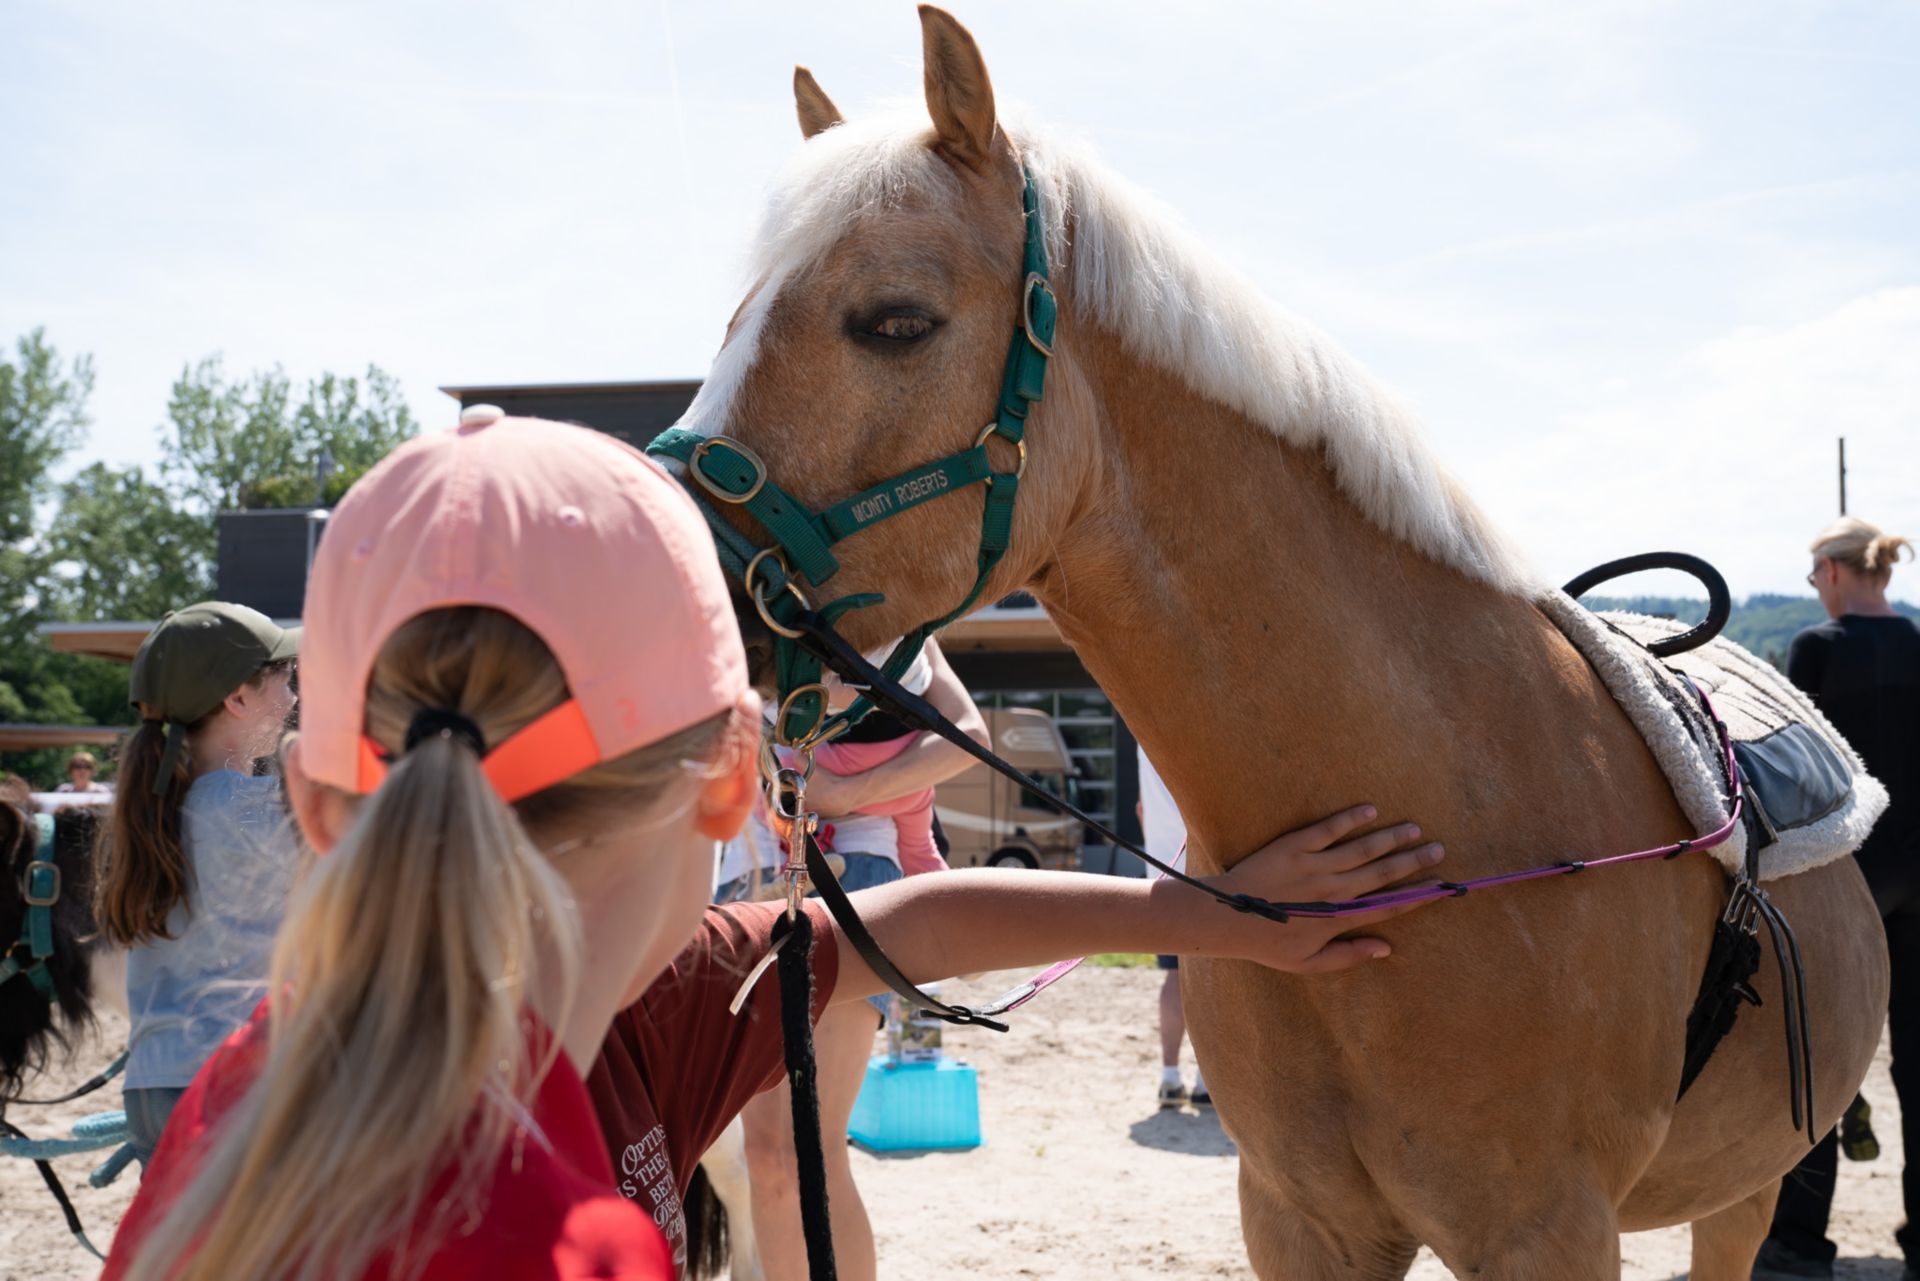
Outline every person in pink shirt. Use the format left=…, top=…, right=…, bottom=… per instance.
left=713, top=638, right=981, bottom=896
left=801, top=639, right=972, bottom=877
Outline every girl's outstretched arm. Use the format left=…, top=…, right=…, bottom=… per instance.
left=827, top=805, right=1443, bottom=1000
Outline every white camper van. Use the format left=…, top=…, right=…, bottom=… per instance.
left=933, top=707, right=1082, bottom=870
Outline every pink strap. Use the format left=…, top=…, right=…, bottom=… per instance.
left=981, top=843, right=1188, bottom=1017
left=977, top=677, right=1742, bottom=1015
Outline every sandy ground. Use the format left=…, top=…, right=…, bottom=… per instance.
left=2, top=967, right=1910, bottom=1279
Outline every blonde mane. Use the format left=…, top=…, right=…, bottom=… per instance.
left=684, top=112, right=1536, bottom=595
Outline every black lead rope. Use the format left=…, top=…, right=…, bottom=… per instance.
left=771, top=902, right=838, bottom=1281
left=784, top=609, right=1312, bottom=929
left=802, top=823, right=1008, bottom=1033
left=1736, top=802, right=1818, bottom=1145
left=16, top=1048, right=128, bottom=1108
left=0, top=1114, right=104, bottom=1259
left=0, top=1048, right=130, bottom=1261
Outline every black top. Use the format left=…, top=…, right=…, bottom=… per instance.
left=836, top=708, right=914, bottom=744
left=1787, top=614, right=1920, bottom=912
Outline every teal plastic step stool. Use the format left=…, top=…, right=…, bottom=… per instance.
left=847, top=1056, right=981, bottom=1152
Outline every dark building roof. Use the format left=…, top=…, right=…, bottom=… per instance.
left=439, top=380, right=702, bottom=452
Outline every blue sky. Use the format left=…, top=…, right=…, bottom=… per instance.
left=4, top=1, right=1916, bottom=601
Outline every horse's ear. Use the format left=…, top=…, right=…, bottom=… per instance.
left=918, top=5, right=997, bottom=171
left=793, top=66, right=845, bottom=140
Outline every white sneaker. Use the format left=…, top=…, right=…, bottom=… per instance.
left=1157, top=1080, right=1188, bottom=1109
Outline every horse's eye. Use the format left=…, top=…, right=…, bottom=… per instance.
left=871, top=313, right=933, bottom=342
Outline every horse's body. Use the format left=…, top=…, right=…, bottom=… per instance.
left=681, top=10, right=1887, bottom=1275
left=1052, top=373, right=1883, bottom=1276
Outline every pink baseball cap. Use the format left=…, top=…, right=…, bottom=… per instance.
left=298, top=406, right=749, bottom=800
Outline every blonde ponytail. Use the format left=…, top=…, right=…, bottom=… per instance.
left=126, top=608, right=738, bottom=1281
left=1866, top=532, right=1914, bottom=577
left=1811, top=516, right=1913, bottom=585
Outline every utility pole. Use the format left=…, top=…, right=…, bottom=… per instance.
left=1838, top=437, right=1848, bottom=516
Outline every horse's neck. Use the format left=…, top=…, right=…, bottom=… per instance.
left=1036, top=337, right=1659, bottom=870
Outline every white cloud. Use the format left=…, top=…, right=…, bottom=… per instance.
left=1461, top=287, right=1920, bottom=603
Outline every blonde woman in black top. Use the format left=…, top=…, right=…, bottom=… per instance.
left=1759, top=516, right=1920, bottom=1280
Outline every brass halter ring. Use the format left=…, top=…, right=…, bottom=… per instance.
left=774, top=682, right=832, bottom=749
left=760, top=740, right=815, bottom=789
left=975, top=423, right=1028, bottom=485
left=746, top=548, right=809, bottom=640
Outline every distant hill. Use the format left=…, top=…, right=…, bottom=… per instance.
left=1579, top=594, right=1920, bottom=671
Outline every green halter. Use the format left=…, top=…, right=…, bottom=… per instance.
left=0, top=853, right=61, bottom=1003
left=648, top=169, right=1056, bottom=747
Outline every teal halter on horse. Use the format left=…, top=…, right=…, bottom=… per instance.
left=1, top=823, right=61, bottom=1002
left=647, top=170, right=1055, bottom=1281
left=646, top=167, right=1056, bottom=751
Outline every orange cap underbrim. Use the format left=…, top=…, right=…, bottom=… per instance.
left=357, top=699, right=604, bottom=803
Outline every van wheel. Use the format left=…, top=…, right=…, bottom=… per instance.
left=988, top=849, right=1038, bottom=869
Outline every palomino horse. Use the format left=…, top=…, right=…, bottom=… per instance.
left=672, top=9, right=1888, bottom=1277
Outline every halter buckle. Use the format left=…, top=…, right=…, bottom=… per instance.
left=22, top=861, right=59, bottom=908
left=975, top=423, right=1029, bottom=484
left=1021, top=272, right=1055, bottom=359
left=746, top=548, right=810, bottom=640
left=690, top=436, right=769, bottom=505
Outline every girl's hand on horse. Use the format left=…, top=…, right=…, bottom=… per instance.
left=1208, top=805, right=1443, bottom=973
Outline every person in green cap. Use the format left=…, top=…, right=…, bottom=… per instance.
left=94, top=601, right=300, bottom=1167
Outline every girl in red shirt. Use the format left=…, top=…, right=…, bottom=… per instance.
left=105, top=410, right=766, bottom=1281
left=106, top=412, right=1443, bottom=1281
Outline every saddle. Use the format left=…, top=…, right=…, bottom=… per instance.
left=1540, top=590, right=1888, bottom=881
left=1546, top=575, right=1889, bottom=1135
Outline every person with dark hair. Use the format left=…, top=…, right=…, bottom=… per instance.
left=1756, top=517, right=1920, bottom=1280
left=94, top=602, right=300, bottom=1167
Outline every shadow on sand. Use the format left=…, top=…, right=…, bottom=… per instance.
left=1127, top=1106, right=1237, bottom=1157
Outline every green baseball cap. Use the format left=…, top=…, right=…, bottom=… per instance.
left=130, top=602, right=301, bottom=792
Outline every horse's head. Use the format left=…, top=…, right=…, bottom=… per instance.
left=680, top=6, right=1093, bottom=663
left=1, top=803, right=102, bottom=1100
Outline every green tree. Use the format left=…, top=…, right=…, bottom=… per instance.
left=295, top=366, right=418, bottom=478
left=161, top=358, right=417, bottom=517
left=45, top=462, right=215, bottom=621
left=0, top=331, right=128, bottom=784
left=0, top=329, right=93, bottom=636
left=0, top=329, right=93, bottom=547
left=160, top=358, right=301, bottom=517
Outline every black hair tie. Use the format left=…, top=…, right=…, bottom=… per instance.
left=404, top=708, right=487, bottom=756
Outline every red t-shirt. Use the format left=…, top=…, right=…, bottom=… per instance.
left=103, top=1007, right=673, bottom=1281
left=585, top=901, right=840, bottom=1274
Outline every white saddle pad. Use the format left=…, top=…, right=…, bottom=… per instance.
left=1538, top=591, right=1888, bottom=880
